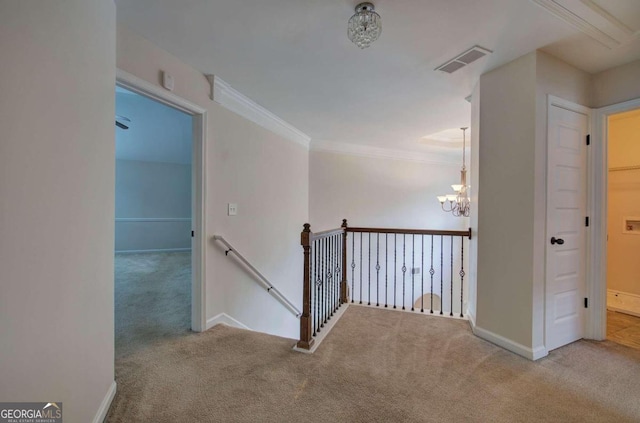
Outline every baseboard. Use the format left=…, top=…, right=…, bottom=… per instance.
left=471, top=324, right=548, bottom=361
left=93, top=380, right=116, bottom=423
left=293, top=304, right=349, bottom=354
left=115, top=248, right=192, bottom=254
left=607, top=289, right=640, bottom=317
left=466, top=309, right=476, bottom=329
left=206, top=312, right=251, bottom=331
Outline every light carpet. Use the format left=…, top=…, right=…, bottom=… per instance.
left=115, top=251, right=191, bottom=359
left=107, top=305, right=640, bottom=422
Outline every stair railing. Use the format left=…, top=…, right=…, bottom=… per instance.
left=297, top=220, right=471, bottom=350
left=297, top=220, right=348, bottom=350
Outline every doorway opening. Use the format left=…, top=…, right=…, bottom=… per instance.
left=115, top=85, right=193, bottom=357
left=605, top=108, right=640, bottom=350
left=114, top=69, right=207, bottom=360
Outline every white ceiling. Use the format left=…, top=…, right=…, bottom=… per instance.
left=115, top=0, right=640, bottom=153
left=116, top=87, right=192, bottom=164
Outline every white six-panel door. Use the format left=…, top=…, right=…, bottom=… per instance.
left=546, top=101, right=589, bottom=352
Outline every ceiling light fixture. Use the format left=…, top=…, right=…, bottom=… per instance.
left=438, top=127, right=470, bottom=217
left=348, top=3, right=382, bottom=49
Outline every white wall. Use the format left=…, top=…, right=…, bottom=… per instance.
left=115, top=159, right=192, bottom=252
left=474, top=50, right=591, bottom=357
left=116, top=26, right=308, bottom=339
left=309, top=151, right=469, bottom=314
left=476, top=52, right=538, bottom=349
left=592, top=59, right=640, bottom=108
left=309, top=151, right=465, bottom=230
left=0, top=1, right=116, bottom=422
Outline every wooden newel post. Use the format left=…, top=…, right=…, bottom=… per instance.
left=341, top=219, right=348, bottom=304
left=297, top=223, right=314, bottom=350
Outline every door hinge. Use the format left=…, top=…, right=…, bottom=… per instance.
left=191, top=230, right=194, bottom=237
left=586, top=134, right=590, bottom=146
left=584, top=298, right=588, bottom=308
left=585, top=216, right=590, bottom=227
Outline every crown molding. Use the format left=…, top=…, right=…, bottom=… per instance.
left=311, top=141, right=459, bottom=166
left=206, top=75, right=311, bottom=149
left=530, top=0, right=639, bottom=49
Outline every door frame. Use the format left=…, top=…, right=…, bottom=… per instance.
left=588, top=97, right=640, bottom=340
left=115, top=68, right=208, bottom=332
left=545, top=95, right=592, bottom=350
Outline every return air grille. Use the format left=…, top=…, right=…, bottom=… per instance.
left=435, top=45, right=493, bottom=74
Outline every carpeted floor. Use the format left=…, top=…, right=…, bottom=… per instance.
left=115, top=251, right=191, bottom=359
left=106, top=305, right=640, bottom=422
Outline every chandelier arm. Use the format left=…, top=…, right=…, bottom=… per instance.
left=441, top=201, right=454, bottom=213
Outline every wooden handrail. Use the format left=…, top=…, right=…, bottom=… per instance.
left=346, top=227, right=472, bottom=239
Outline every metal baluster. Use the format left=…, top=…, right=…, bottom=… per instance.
left=430, top=235, right=434, bottom=314
left=338, top=234, right=342, bottom=311
left=328, top=236, right=333, bottom=319
left=385, top=234, right=388, bottom=308
left=325, top=237, right=329, bottom=323
left=376, top=233, right=380, bottom=307
left=335, top=234, right=340, bottom=313
left=394, top=233, right=397, bottom=309
left=327, top=237, right=332, bottom=321
left=440, top=236, right=443, bottom=316
left=351, top=231, right=355, bottom=303
left=450, top=235, right=454, bottom=317
left=421, top=235, right=424, bottom=313
left=460, top=236, right=465, bottom=318
left=402, top=234, right=406, bottom=310
left=323, top=238, right=328, bottom=325
left=332, top=235, right=337, bottom=314
left=337, top=234, right=340, bottom=311
left=411, top=234, right=415, bottom=311
left=334, top=234, right=338, bottom=313
left=326, top=236, right=330, bottom=319
left=312, top=241, right=316, bottom=336
left=359, top=233, right=363, bottom=305
left=320, top=238, right=325, bottom=327
left=368, top=232, right=371, bottom=306
left=319, top=238, right=323, bottom=326
left=314, top=241, right=322, bottom=332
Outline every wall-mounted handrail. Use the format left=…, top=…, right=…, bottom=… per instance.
left=213, top=235, right=302, bottom=318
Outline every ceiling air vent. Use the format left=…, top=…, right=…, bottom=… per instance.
left=435, top=45, right=493, bottom=74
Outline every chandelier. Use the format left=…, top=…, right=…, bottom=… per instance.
left=437, top=127, right=470, bottom=217
left=348, top=3, right=382, bottom=49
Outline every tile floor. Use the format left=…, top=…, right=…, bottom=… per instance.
left=607, top=309, right=640, bottom=350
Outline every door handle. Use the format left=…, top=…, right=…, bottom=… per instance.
left=550, top=237, right=564, bottom=245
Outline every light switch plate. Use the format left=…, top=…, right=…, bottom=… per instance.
left=162, top=71, right=174, bottom=91
left=228, top=203, right=238, bottom=216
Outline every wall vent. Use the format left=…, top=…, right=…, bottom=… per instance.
left=435, top=45, right=493, bottom=74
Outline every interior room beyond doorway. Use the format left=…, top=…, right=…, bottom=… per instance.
left=606, top=108, right=640, bottom=350
left=114, top=86, right=193, bottom=358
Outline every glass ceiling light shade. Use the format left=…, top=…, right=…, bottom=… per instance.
left=348, top=3, right=382, bottom=49
left=438, top=127, right=471, bottom=217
